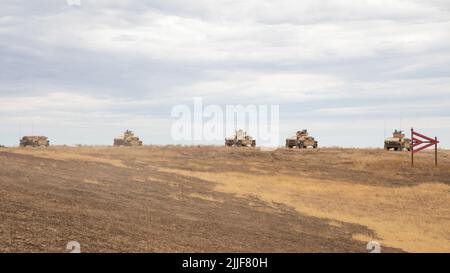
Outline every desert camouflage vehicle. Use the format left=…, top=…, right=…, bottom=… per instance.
left=20, top=136, right=50, bottom=147
left=114, top=130, right=143, bottom=146
left=384, top=130, right=411, bottom=151
left=225, top=129, right=256, bottom=147
left=286, top=129, right=318, bottom=149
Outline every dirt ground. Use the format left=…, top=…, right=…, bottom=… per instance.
left=0, top=146, right=449, bottom=253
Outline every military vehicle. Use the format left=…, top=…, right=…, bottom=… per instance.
left=225, top=129, right=256, bottom=147
left=20, top=136, right=50, bottom=147
left=384, top=130, right=411, bottom=151
left=114, top=130, right=143, bottom=146
left=286, top=129, right=318, bottom=149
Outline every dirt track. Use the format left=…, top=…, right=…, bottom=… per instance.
left=1, top=146, right=449, bottom=253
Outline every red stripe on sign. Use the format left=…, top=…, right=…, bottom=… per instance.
left=413, top=142, right=435, bottom=153
left=412, top=137, right=423, bottom=147
left=412, top=131, right=436, bottom=142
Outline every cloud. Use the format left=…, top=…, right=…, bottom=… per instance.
left=0, top=0, right=449, bottom=147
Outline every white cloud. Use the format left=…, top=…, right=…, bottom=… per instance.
left=173, top=71, right=345, bottom=102
left=0, top=0, right=449, bottom=147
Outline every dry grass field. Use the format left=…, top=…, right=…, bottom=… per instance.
left=0, top=146, right=449, bottom=253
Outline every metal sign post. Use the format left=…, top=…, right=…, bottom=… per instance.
left=435, top=137, right=438, bottom=166
left=411, top=128, right=439, bottom=167
left=411, top=128, right=414, bottom=166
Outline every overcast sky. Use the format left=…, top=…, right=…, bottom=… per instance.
left=1, top=0, right=449, bottom=147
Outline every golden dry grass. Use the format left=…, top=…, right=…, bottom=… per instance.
left=156, top=148, right=450, bottom=253
left=165, top=171, right=450, bottom=252
left=8, top=148, right=127, bottom=168
left=3, top=146, right=449, bottom=252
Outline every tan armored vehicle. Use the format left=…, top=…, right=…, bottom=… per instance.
left=286, top=129, right=318, bottom=149
left=225, top=129, right=256, bottom=147
left=384, top=130, right=411, bottom=151
left=20, top=136, right=50, bottom=147
left=114, top=130, right=143, bottom=146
